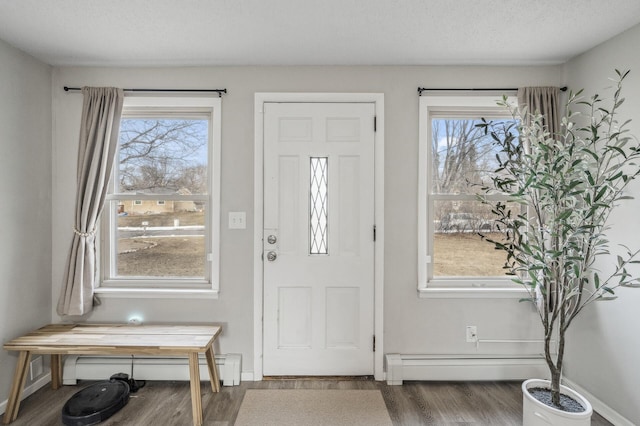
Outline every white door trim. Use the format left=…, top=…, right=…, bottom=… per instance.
left=253, top=93, right=384, bottom=380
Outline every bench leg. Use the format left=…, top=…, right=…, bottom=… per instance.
left=3, top=351, right=31, bottom=424
left=50, top=354, right=62, bottom=390
left=205, top=347, right=220, bottom=392
left=188, top=352, right=203, bottom=426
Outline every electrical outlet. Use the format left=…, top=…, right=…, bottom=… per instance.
left=466, top=326, right=478, bottom=343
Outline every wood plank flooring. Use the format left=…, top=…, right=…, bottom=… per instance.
left=6, top=379, right=613, bottom=425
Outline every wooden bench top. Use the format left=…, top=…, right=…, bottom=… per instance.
left=3, top=324, right=222, bottom=356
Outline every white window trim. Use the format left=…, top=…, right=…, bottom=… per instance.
left=97, top=96, right=221, bottom=299
left=418, top=95, right=527, bottom=299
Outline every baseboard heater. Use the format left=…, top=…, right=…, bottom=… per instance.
left=62, top=353, right=241, bottom=386
left=385, top=354, right=547, bottom=385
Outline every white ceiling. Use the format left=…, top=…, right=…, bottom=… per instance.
left=1, top=0, right=639, bottom=67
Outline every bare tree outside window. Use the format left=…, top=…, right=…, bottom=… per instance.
left=118, top=119, right=208, bottom=194
left=430, top=118, right=516, bottom=277
left=111, top=118, right=210, bottom=279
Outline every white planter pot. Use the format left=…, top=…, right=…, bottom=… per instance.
left=522, top=379, right=593, bottom=425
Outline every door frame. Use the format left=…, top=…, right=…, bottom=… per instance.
left=253, top=93, right=385, bottom=381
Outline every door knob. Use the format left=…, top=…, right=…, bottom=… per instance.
left=267, top=235, right=277, bottom=244
left=266, top=251, right=277, bottom=261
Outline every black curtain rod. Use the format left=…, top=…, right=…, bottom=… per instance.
left=417, top=86, right=567, bottom=95
left=64, top=86, right=227, bottom=97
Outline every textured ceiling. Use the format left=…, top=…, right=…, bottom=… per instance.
left=0, top=0, right=639, bottom=67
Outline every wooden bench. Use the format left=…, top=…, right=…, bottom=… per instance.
left=2, top=323, right=222, bottom=426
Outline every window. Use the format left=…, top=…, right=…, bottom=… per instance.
left=100, top=96, right=221, bottom=296
left=418, top=95, right=523, bottom=297
left=309, top=157, right=329, bottom=255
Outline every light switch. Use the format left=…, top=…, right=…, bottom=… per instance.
left=229, top=211, right=246, bottom=229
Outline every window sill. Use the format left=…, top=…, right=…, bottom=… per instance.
left=93, top=287, right=219, bottom=299
left=418, top=286, right=528, bottom=299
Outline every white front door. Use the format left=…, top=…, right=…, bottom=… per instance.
left=262, top=102, right=376, bottom=376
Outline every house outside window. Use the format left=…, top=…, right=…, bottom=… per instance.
left=100, top=96, right=221, bottom=295
left=418, top=95, right=523, bottom=297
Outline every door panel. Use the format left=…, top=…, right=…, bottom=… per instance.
left=263, top=102, right=375, bottom=375
left=325, top=286, right=360, bottom=349
left=278, top=287, right=312, bottom=349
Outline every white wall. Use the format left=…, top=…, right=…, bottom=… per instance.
left=564, top=23, right=640, bottom=425
left=51, top=65, right=562, bottom=375
left=0, top=39, right=52, bottom=403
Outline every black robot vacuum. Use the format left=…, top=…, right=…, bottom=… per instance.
left=61, top=379, right=130, bottom=426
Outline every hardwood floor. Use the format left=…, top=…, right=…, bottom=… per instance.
left=6, top=379, right=613, bottom=425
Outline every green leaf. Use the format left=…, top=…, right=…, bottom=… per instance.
left=597, top=296, right=619, bottom=301
left=557, top=210, right=573, bottom=221
left=583, top=148, right=599, bottom=161
left=608, top=145, right=627, bottom=159
left=585, top=170, right=595, bottom=185
left=594, top=186, right=608, bottom=202
left=606, top=171, right=624, bottom=182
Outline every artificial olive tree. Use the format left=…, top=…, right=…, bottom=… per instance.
left=479, top=70, right=640, bottom=408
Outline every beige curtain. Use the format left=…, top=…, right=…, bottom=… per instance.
left=517, top=86, right=560, bottom=138
left=57, top=87, right=124, bottom=316
left=517, top=86, right=561, bottom=311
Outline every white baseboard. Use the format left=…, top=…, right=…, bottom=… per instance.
left=241, top=371, right=255, bottom=382
left=563, top=377, right=634, bottom=426
left=385, top=354, right=547, bottom=385
left=62, top=353, right=242, bottom=386
left=0, top=373, right=51, bottom=416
